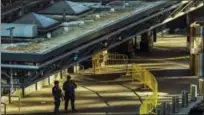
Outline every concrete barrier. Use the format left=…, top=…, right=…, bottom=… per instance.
left=172, top=96, right=180, bottom=113
left=182, top=90, right=189, bottom=107
left=161, top=102, right=169, bottom=115
left=190, top=84, right=198, bottom=101
left=199, top=79, right=203, bottom=96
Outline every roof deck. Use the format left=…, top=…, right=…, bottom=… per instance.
left=1, top=1, right=174, bottom=54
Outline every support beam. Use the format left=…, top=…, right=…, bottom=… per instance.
left=188, top=13, right=196, bottom=75
left=48, top=76, right=51, bottom=86
left=140, top=31, right=153, bottom=52
left=8, top=90, right=11, bottom=104
left=189, top=21, right=204, bottom=76
left=21, top=86, right=25, bottom=97
left=153, top=29, right=157, bottom=42
left=60, top=71, right=63, bottom=79
left=198, top=79, right=203, bottom=96
left=35, top=82, right=38, bottom=91
left=128, top=39, right=135, bottom=58
left=187, top=13, right=192, bottom=53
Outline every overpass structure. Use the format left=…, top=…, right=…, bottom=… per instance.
left=1, top=0, right=203, bottom=94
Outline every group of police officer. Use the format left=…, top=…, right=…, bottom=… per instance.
left=52, top=75, right=77, bottom=114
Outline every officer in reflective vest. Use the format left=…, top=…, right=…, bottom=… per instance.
left=63, top=75, right=77, bottom=112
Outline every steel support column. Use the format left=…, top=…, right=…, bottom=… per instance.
left=60, top=71, right=63, bottom=79
left=21, top=86, right=25, bottom=97
left=188, top=13, right=196, bottom=75
left=153, top=29, right=157, bottom=42
left=48, top=76, right=51, bottom=86
left=8, top=90, right=11, bottom=104
left=140, top=31, right=153, bottom=52
left=35, top=82, right=38, bottom=91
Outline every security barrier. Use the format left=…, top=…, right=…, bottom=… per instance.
left=92, top=52, right=129, bottom=73
left=92, top=52, right=102, bottom=73
left=92, top=52, right=158, bottom=114
left=132, top=64, right=158, bottom=114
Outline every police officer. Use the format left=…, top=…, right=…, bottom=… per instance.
left=52, top=80, right=63, bottom=114
left=63, top=75, right=77, bottom=112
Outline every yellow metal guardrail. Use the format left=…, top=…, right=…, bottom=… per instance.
left=132, top=64, right=158, bottom=114
left=92, top=52, right=158, bottom=114
left=92, top=52, right=129, bottom=73
left=92, top=52, right=102, bottom=73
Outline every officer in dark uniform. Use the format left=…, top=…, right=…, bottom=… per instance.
left=52, top=80, right=63, bottom=114
left=63, top=75, right=77, bottom=112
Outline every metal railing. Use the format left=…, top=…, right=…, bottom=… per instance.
left=92, top=53, right=129, bottom=73
left=132, top=64, right=158, bottom=114
left=92, top=52, right=104, bottom=74
left=92, top=52, right=158, bottom=114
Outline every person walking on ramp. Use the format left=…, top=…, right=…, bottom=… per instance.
left=63, top=75, right=77, bottom=112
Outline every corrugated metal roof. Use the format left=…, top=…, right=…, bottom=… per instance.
left=13, top=13, right=59, bottom=28
left=39, top=1, right=91, bottom=15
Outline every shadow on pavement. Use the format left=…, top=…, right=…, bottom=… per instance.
left=151, top=69, right=192, bottom=77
